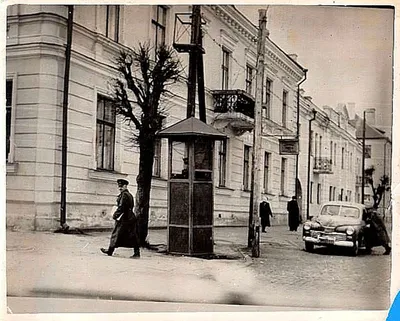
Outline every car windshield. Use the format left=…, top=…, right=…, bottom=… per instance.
left=320, top=205, right=360, bottom=219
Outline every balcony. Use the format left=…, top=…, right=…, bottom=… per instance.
left=212, top=89, right=254, bottom=135
left=313, top=157, right=333, bottom=174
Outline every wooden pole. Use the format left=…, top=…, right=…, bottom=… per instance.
left=60, top=5, right=74, bottom=230
left=249, top=9, right=267, bottom=258
left=186, top=5, right=201, bottom=119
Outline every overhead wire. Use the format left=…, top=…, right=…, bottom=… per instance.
left=173, top=7, right=288, bottom=106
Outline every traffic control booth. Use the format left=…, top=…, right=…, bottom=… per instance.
left=157, top=116, right=226, bottom=256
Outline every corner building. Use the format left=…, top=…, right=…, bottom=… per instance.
left=5, top=5, right=358, bottom=230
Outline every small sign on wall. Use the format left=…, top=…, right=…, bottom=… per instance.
left=279, top=139, right=299, bottom=155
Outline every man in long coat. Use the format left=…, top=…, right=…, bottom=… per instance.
left=101, top=179, right=140, bottom=258
left=287, top=196, right=300, bottom=232
left=365, top=208, right=391, bottom=255
left=260, top=197, right=273, bottom=233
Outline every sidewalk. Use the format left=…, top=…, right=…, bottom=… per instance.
left=6, top=223, right=393, bottom=313
left=7, top=226, right=296, bottom=312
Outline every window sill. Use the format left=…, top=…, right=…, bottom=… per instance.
left=262, top=191, right=275, bottom=197
left=152, top=176, right=167, bottom=181
left=216, top=186, right=234, bottom=191
left=88, top=169, right=128, bottom=182
left=6, top=162, right=18, bottom=174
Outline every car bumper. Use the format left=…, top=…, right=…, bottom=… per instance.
left=303, top=236, right=354, bottom=247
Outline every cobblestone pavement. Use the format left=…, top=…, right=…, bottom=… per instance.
left=146, top=226, right=392, bottom=310
left=248, top=227, right=392, bottom=310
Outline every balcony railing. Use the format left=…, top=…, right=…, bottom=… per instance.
left=313, top=157, right=333, bottom=174
left=212, top=89, right=255, bottom=119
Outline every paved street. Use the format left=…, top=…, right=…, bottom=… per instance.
left=6, top=225, right=391, bottom=313
left=254, top=228, right=391, bottom=310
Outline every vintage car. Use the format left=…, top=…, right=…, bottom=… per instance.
left=302, top=201, right=371, bottom=256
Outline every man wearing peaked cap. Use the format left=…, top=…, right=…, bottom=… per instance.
left=117, top=179, right=129, bottom=187
left=101, top=178, right=140, bottom=258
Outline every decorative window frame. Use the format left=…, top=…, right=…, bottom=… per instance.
left=6, top=72, right=18, bottom=173
left=151, top=5, right=170, bottom=48
left=217, top=138, right=230, bottom=188
left=220, top=29, right=238, bottom=52
left=89, top=87, right=125, bottom=181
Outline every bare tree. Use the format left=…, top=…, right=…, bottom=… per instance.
left=112, top=43, right=183, bottom=246
left=365, top=166, right=390, bottom=209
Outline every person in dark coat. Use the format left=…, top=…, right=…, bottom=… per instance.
left=364, top=208, right=391, bottom=255
left=287, top=196, right=300, bottom=232
left=101, top=179, right=140, bottom=258
left=260, top=197, right=273, bottom=233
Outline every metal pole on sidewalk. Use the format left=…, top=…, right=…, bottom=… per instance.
left=249, top=9, right=267, bottom=258
left=361, top=111, right=366, bottom=204
left=306, top=109, right=317, bottom=220
left=60, top=5, right=74, bottom=230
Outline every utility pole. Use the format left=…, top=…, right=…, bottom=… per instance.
left=361, top=111, right=366, bottom=204
left=248, top=9, right=267, bottom=258
left=184, top=5, right=206, bottom=122
left=60, top=5, right=74, bottom=231
left=306, top=109, right=317, bottom=219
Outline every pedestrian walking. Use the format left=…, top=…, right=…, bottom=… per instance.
left=260, top=197, right=273, bottom=233
left=287, top=196, right=300, bottom=232
left=101, top=179, right=140, bottom=258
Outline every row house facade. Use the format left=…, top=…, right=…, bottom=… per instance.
left=297, top=97, right=363, bottom=220
left=351, top=112, right=392, bottom=220
left=5, top=4, right=360, bottom=231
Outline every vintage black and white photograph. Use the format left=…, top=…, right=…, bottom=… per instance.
left=4, top=2, right=396, bottom=318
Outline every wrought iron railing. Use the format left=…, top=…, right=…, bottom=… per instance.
left=313, top=157, right=333, bottom=173
left=212, top=89, right=255, bottom=119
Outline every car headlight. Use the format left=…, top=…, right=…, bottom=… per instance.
left=304, top=224, right=311, bottom=230
left=346, top=227, right=355, bottom=235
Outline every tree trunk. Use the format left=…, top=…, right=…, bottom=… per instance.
left=135, top=137, right=155, bottom=246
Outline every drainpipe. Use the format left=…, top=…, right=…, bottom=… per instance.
left=306, top=109, right=317, bottom=219
left=295, top=69, right=308, bottom=200
left=60, top=5, right=74, bottom=231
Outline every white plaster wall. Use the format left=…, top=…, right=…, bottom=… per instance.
left=6, top=5, right=311, bottom=230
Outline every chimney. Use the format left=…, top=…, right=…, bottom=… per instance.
left=347, top=102, right=355, bottom=119
left=365, top=108, right=376, bottom=126
left=288, top=53, right=298, bottom=62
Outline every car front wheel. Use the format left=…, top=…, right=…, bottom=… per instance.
left=305, top=242, right=314, bottom=252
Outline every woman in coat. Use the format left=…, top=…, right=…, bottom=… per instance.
left=287, top=196, right=300, bottom=232
left=260, top=197, right=273, bottom=233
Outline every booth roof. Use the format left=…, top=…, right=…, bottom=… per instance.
left=157, top=117, right=226, bottom=139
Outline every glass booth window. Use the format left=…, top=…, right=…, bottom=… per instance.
left=170, top=140, right=213, bottom=181
left=171, top=141, right=189, bottom=179
left=194, top=139, right=213, bottom=181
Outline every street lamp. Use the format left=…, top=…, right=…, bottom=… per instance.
left=361, top=108, right=375, bottom=204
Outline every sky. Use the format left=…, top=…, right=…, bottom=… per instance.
left=236, top=5, right=394, bottom=135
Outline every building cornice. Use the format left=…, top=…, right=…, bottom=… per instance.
left=299, top=99, right=359, bottom=145
left=207, top=5, right=305, bottom=82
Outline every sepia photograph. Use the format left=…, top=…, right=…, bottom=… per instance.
left=3, top=2, right=396, bottom=319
